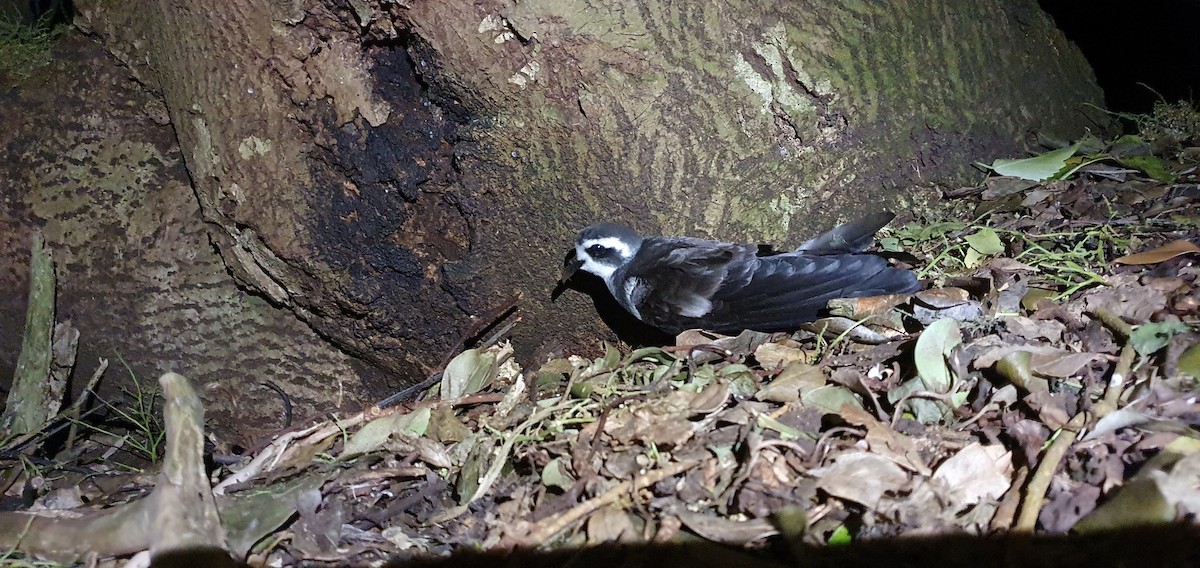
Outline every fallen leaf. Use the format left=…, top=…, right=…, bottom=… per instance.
left=755, top=363, right=825, bottom=403
left=1130, top=320, right=1191, bottom=356
left=1180, top=342, right=1200, bottom=378
left=1074, top=439, right=1200, bottom=532
left=988, top=141, right=1082, bottom=181
left=912, top=289, right=985, bottom=324
left=586, top=505, right=638, bottom=544
left=1116, top=154, right=1176, bottom=183
left=931, top=442, right=1013, bottom=512
left=802, top=385, right=864, bottom=415
left=839, top=405, right=931, bottom=475
left=754, top=341, right=811, bottom=370
left=1029, top=350, right=1106, bottom=378
left=541, top=457, right=574, bottom=491
left=804, top=317, right=895, bottom=344
left=674, top=510, right=777, bottom=545
left=440, top=348, right=497, bottom=399
left=913, top=318, right=962, bottom=392
left=812, top=452, right=909, bottom=509
left=1113, top=239, right=1200, bottom=265
left=994, top=351, right=1048, bottom=393
left=605, top=392, right=696, bottom=447
left=965, top=228, right=1005, bottom=255
left=981, top=176, right=1040, bottom=199
left=343, top=407, right=432, bottom=456
left=1004, top=316, right=1065, bottom=343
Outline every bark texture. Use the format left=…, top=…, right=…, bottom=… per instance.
left=74, top=0, right=1105, bottom=381
left=0, top=36, right=372, bottom=439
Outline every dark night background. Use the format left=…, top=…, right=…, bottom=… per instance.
left=1040, top=0, right=1200, bottom=114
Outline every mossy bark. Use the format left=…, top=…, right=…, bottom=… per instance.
left=0, top=233, right=55, bottom=436
left=0, top=36, right=371, bottom=438
left=74, top=0, right=1104, bottom=380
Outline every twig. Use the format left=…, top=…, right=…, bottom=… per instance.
left=511, top=458, right=703, bottom=545
left=1091, top=307, right=1137, bottom=418
left=376, top=294, right=521, bottom=408
left=990, top=465, right=1029, bottom=532
left=64, top=358, right=109, bottom=451
left=2, top=358, right=109, bottom=455
left=1015, top=412, right=1087, bottom=531
left=1092, top=307, right=1133, bottom=338
left=258, top=381, right=294, bottom=428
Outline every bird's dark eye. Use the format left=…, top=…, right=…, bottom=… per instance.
left=587, top=244, right=609, bottom=257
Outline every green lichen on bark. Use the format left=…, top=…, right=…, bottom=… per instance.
left=1, top=233, right=55, bottom=437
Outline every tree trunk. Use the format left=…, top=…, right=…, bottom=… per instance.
left=0, top=35, right=374, bottom=438
left=74, top=0, right=1105, bottom=382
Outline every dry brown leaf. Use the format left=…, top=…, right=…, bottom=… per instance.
left=826, top=293, right=910, bottom=321
left=604, top=392, right=696, bottom=447
left=914, top=287, right=971, bottom=307
left=586, top=505, right=638, bottom=544
left=1113, top=239, right=1200, bottom=265
left=754, top=340, right=811, bottom=370
left=1030, top=351, right=1107, bottom=378
left=931, top=442, right=1013, bottom=512
left=1003, top=316, right=1065, bottom=343
left=811, top=452, right=910, bottom=510
left=674, top=329, right=727, bottom=347
left=755, top=363, right=825, bottom=403
left=839, top=405, right=932, bottom=475
left=674, top=510, right=777, bottom=545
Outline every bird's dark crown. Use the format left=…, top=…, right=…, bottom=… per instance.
left=575, top=223, right=643, bottom=247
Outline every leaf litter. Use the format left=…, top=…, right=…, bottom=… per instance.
left=3, top=106, right=1200, bottom=566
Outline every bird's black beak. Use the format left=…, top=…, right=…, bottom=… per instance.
left=560, top=249, right=583, bottom=284
left=553, top=249, right=583, bottom=301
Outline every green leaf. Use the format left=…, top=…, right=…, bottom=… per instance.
left=988, top=141, right=1083, bottom=181
left=1117, top=155, right=1176, bottom=183
left=913, top=318, right=963, bottom=392
left=440, top=348, right=497, bottom=399
left=802, top=385, right=863, bottom=415
left=342, top=407, right=432, bottom=456
left=625, top=346, right=673, bottom=364
left=1129, top=321, right=1191, bottom=356
left=964, top=227, right=1005, bottom=255
left=540, top=457, right=575, bottom=491
left=1108, top=134, right=1151, bottom=157
left=1179, top=342, right=1200, bottom=379
left=828, top=524, right=852, bottom=545
left=877, top=236, right=902, bottom=253
left=888, top=377, right=949, bottom=424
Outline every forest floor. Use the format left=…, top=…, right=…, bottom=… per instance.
left=3, top=104, right=1199, bottom=567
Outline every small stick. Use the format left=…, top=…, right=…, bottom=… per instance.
left=512, top=458, right=703, bottom=545
left=1015, top=412, right=1087, bottom=531
left=376, top=294, right=521, bottom=408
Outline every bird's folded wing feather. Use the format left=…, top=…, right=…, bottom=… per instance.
left=702, top=253, right=918, bottom=332
left=624, top=236, right=917, bottom=334
left=623, top=238, right=757, bottom=324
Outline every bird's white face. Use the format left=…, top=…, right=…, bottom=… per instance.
left=574, top=236, right=636, bottom=283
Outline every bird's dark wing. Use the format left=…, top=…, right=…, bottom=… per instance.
left=697, top=253, right=918, bottom=333
left=634, top=248, right=918, bottom=334
left=617, top=237, right=758, bottom=328
left=796, top=211, right=896, bottom=254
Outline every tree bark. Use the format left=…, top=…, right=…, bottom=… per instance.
left=0, top=36, right=371, bottom=437
left=75, top=0, right=1105, bottom=381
